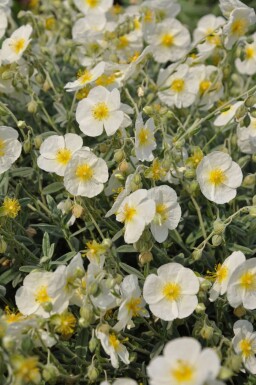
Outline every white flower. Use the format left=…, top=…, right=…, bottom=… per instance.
left=193, top=14, right=225, bottom=53
left=0, top=10, right=7, bottom=39
left=237, top=115, right=256, bottom=154
left=37, top=134, right=83, bottom=177
left=64, top=62, right=105, bottom=92
left=148, top=185, right=181, bottom=243
left=15, top=269, right=68, bottom=318
left=219, top=0, right=253, bottom=18
left=223, top=7, right=256, bottom=49
left=146, top=18, right=190, bottom=63
left=233, top=320, right=256, bottom=374
left=116, top=189, right=156, bottom=244
left=214, top=101, right=243, bottom=126
left=236, top=36, right=256, bottom=76
left=147, top=337, right=220, bottom=385
left=0, top=126, right=22, bottom=174
left=158, top=64, right=199, bottom=108
left=1, top=24, right=32, bottom=64
left=74, top=0, right=113, bottom=15
left=72, top=14, right=106, bottom=43
left=143, top=262, right=199, bottom=321
left=209, top=251, right=246, bottom=301
left=64, top=147, right=108, bottom=197
left=135, top=113, right=156, bottom=162
left=196, top=151, right=243, bottom=204
left=76, top=86, right=124, bottom=137
left=227, top=257, right=256, bottom=309
left=114, top=274, right=148, bottom=331
left=196, top=64, right=223, bottom=110
left=96, top=329, right=130, bottom=369
left=57, top=198, right=76, bottom=227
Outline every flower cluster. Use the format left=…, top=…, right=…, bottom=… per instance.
left=0, top=0, right=256, bottom=384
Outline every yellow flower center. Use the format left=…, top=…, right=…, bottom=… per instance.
left=151, top=159, right=167, bottom=181
left=171, top=361, right=195, bottom=383
left=206, top=33, right=221, bottom=46
left=208, top=168, right=226, bottom=186
left=128, top=51, right=140, bottom=63
left=200, top=80, right=211, bottom=95
left=126, top=297, right=141, bottom=316
left=92, top=102, right=110, bottom=121
left=143, top=9, right=154, bottom=23
left=245, top=46, right=255, bottom=60
left=86, top=240, right=106, bottom=259
left=54, top=312, right=77, bottom=336
left=122, top=204, right=137, bottom=222
left=138, top=127, right=150, bottom=146
left=56, top=148, right=72, bottom=165
left=76, top=86, right=90, bottom=100
left=215, top=263, right=228, bottom=283
left=86, top=0, right=99, bottom=8
left=162, top=282, right=181, bottom=301
left=231, top=18, right=247, bottom=36
left=0, top=139, right=6, bottom=157
left=161, top=33, right=174, bottom=47
left=239, top=271, right=256, bottom=291
left=3, top=197, right=21, bottom=218
left=12, top=38, right=26, bottom=54
left=171, top=79, right=185, bottom=93
left=155, top=203, right=168, bottom=224
left=35, top=286, right=51, bottom=304
left=117, top=36, right=129, bottom=50
left=109, top=333, right=120, bottom=350
left=15, top=357, right=40, bottom=383
left=75, top=163, right=94, bottom=181
left=239, top=339, right=253, bottom=358
left=96, top=73, right=116, bottom=87
left=79, top=70, right=93, bottom=85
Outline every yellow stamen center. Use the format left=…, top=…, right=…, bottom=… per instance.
left=215, top=263, right=228, bottom=283
left=117, top=36, right=129, bottom=50
left=208, top=168, right=226, bottom=186
left=155, top=203, right=168, bottom=224
left=96, top=73, right=116, bottom=87
left=240, top=271, right=256, bottom=291
left=109, top=333, right=120, bottom=350
left=231, top=19, right=247, bottom=36
left=126, top=298, right=141, bottom=316
left=3, top=197, right=21, bottom=218
left=245, top=46, right=255, bottom=60
left=122, top=204, right=137, bottom=222
left=12, top=38, right=26, bottom=54
left=56, top=148, right=72, bottom=165
left=144, top=9, right=153, bottom=23
left=86, top=0, right=99, bottom=8
left=172, top=361, right=195, bottom=383
left=138, top=128, right=150, bottom=146
left=35, top=286, right=51, bottom=304
left=239, top=339, right=253, bottom=358
left=75, top=163, right=94, bottom=181
left=171, top=79, right=185, bottom=93
left=200, top=80, right=211, bottom=95
left=79, top=70, right=93, bottom=85
left=162, top=282, right=181, bottom=301
left=161, top=33, right=174, bottom=47
left=92, top=102, right=109, bottom=121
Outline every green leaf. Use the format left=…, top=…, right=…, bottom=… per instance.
left=0, top=268, right=19, bottom=285
left=51, top=251, right=77, bottom=265
left=119, top=263, right=144, bottom=279
left=42, top=232, right=50, bottom=256
left=19, top=266, right=42, bottom=273
left=42, top=182, right=64, bottom=195
left=9, top=167, right=34, bottom=178
left=116, top=245, right=137, bottom=253
left=32, top=224, right=63, bottom=237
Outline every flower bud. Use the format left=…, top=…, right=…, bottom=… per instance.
left=192, top=249, right=202, bottom=261
left=23, top=138, right=32, bottom=154
left=184, top=169, right=196, bottom=179
left=0, top=238, right=7, bottom=254
left=114, top=149, right=125, bottom=163
left=213, top=220, right=226, bottom=235
left=89, top=336, right=98, bottom=353
left=87, top=364, right=99, bottom=382
left=102, top=238, right=112, bottom=248
left=233, top=305, right=246, bottom=318
left=42, top=301, right=53, bottom=313
left=17, top=120, right=26, bottom=129
left=105, top=277, right=116, bottom=289
left=72, top=204, right=83, bottom=218
left=133, top=174, right=141, bottom=185
left=80, top=306, right=94, bottom=323
left=99, top=143, right=108, bottom=153
left=33, top=135, right=42, bottom=149
left=235, top=104, right=247, bottom=120
left=1, top=70, right=14, bottom=80
left=228, top=353, right=242, bottom=372
left=89, top=282, right=100, bottom=296
left=219, top=366, right=233, bottom=380
left=2, top=335, right=15, bottom=350
left=200, top=279, right=211, bottom=291
left=200, top=324, right=214, bottom=340
left=249, top=207, right=256, bottom=218
left=119, top=160, right=129, bottom=173
left=138, top=86, right=144, bottom=97
left=242, top=174, right=256, bottom=187
left=211, top=235, right=222, bottom=247
left=195, top=303, right=206, bottom=314
left=114, top=274, right=123, bottom=285
left=245, top=95, right=256, bottom=108
left=43, top=364, right=59, bottom=384
left=27, top=100, right=38, bottom=113
left=43, top=80, right=51, bottom=92
left=139, top=251, right=153, bottom=265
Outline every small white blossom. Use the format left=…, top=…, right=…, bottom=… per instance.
left=143, top=262, right=199, bottom=321
left=233, top=320, right=256, bottom=374
left=96, top=329, right=130, bottom=369
left=64, top=62, right=105, bottom=92
left=237, top=115, right=256, bottom=154
left=214, top=101, right=243, bottom=126
left=0, top=126, right=22, bottom=174
left=196, top=151, right=243, bottom=204
left=135, top=113, right=156, bottom=162
left=1, top=24, right=32, bottom=64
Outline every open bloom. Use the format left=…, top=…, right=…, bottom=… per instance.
left=146, top=18, right=190, bottom=63
left=148, top=185, right=181, bottom=243
left=196, top=151, right=243, bottom=204
left=143, top=262, right=199, bottom=321
left=193, top=14, right=225, bottom=53
left=209, top=251, right=246, bottom=301
left=15, top=270, right=68, bottom=318
left=135, top=113, right=156, bottom=162
left=237, top=115, right=256, bottom=154
left=74, top=0, right=113, bottom=15
left=236, top=35, right=256, bottom=76
left=147, top=337, right=220, bottom=385
left=76, top=86, right=124, bottom=137
left=116, top=189, right=156, bottom=244
left=37, top=134, right=83, bottom=176
left=96, top=329, right=129, bottom=369
left=64, top=147, right=108, bottom=197
left=214, top=101, right=243, bottom=126
left=64, top=62, right=105, bottom=92
left=233, top=320, right=256, bottom=374
left=227, top=257, right=256, bottom=309
left=1, top=24, right=32, bottom=64
left=0, top=126, right=22, bottom=174
left=114, top=274, right=148, bottom=331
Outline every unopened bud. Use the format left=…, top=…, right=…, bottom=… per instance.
left=34, top=135, right=42, bottom=149
left=184, top=169, right=195, bottom=179
left=102, top=238, right=112, bottom=248
left=42, top=364, right=59, bottom=384
left=195, top=303, right=206, bottom=314
left=17, top=120, right=26, bottom=129
left=114, top=149, right=125, bottom=163
left=42, top=301, right=53, bottom=313
left=235, top=104, right=247, bottom=120
left=242, top=174, right=256, bottom=187
left=200, top=324, right=214, bottom=340
left=80, top=307, right=94, bottom=324
left=233, top=305, right=246, bottom=318
left=72, top=204, right=83, bottom=218
left=43, top=80, right=51, bottom=92
left=89, top=337, right=98, bottom=353
left=192, top=249, right=202, bottom=261
left=213, top=220, right=226, bottom=235
left=0, top=238, right=7, bottom=254
left=228, top=353, right=242, bottom=372
left=139, top=251, right=153, bottom=265
left=249, top=207, right=256, bottom=217
left=211, top=234, right=222, bottom=247
left=200, top=279, right=211, bottom=291
left=87, top=364, right=99, bottom=382
left=137, top=86, right=144, bottom=97
left=219, top=366, right=233, bottom=380
left=119, top=160, right=129, bottom=173
left=23, top=138, right=32, bottom=154
left=27, top=100, right=38, bottom=113
left=245, top=95, right=256, bottom=108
